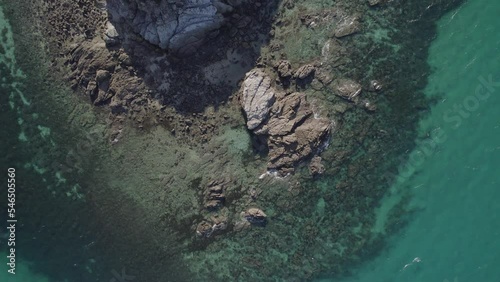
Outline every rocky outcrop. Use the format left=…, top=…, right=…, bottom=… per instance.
left=293, top=64, right=315, bottom=80
left=244, top=208, right=267, bottom=225
left=330, top=79, right=362, bottom=101
left=240, top=69, right=331, bottom=175
left=204, top=181, right=225, bottom=210
left=241, top=69, right=276, bottom=130
left=196, top=215, right=228, bottom=238
left=334, top=15, right=361, bottom=38
left=107, top=0, right=239, bottom=55
left=308, top=156, right=325, bottom=176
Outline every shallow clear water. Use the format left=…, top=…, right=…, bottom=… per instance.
left=1, top=0, right=499, bottom=281
left=329, top=0, right=500, bottom=281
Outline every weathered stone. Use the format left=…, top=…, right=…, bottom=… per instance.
left=309, top=156, right=325, bottom=176
left=293, top=64, right=315, bottom=79
left=262, top=92, right=312, bottom=136
left=334, top=16, right=361, bottom=38
left=240, top=69, right=276, bottom=130
left=275, top=60, right=293, bottom=78
left=204, top=182, right=225, bottom=211
left=331, top=79, right=362, bottom=101
left=369, top=80, right=383, bottom=91
left=107, top=0, right=240, bottom=55
left=363, top=100, right=377, bottom=112
left=244, top=208, right=267, bottom=225
left=240, top=68, right=332, bottom=175
left=196, top=221, right=213, bottom=238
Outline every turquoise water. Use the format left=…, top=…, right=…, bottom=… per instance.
left=2, top=0, right=499, bottom=281
left=331, top=0, right=500, bottom=281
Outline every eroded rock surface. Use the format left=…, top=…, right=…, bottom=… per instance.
left=244, top=208, right=267, bottom=225
left=331, top=78, right=362, bottom=101
left=107, top=0, right=239, bottom=55
left=240, top=69, right=331, bottom=175
left=241, top=69, right=276, bottom=130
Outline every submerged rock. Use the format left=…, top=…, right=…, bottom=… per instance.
left=205, top=183, right=225, bottom=211
left=334, top=15, right=361, bottom=38
left=309, top=156, right=325, bottom=176
left=331, top=79, right=362, bottom=101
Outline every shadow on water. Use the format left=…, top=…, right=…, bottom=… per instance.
left=107, top=0, right=281, bottom=113
left=1, top=3, right=193, bottom=281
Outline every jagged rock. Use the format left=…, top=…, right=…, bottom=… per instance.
left=258, top=92, right=311, bottom=136
left=334, top=16, right=361, bottom=38
left=107, top=0, right=242, bottom=55
left=267, top=117, right=331, bottom=173
left=275, top=60, right=293, bottom=78
left=293, top=64, right=315, bottom=80
left=240, top=69, right=331, bottom=175
left=204, top=183, right=225, bottom=211
left=196, top=213, right=228, bottom=238
left=331, top=79, right=362, bottom=101
left=196, top=221, right=214, bottom=238
left=240, top=69, right=276, bottom=130
left=368, top=0, right=382, bottom=6
left=309, top=156, right=325, bottom=176
left=244, top=208, right=267, bottom=225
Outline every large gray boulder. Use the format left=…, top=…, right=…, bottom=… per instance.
left=107, top=0, right=236, bottom=55
left=240, top=69, right=276, bottom=130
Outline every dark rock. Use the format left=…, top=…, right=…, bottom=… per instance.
left=240, top=70, right=332, bottom=175
left=244, top=208, right=267, bottom=225
left=196, top=221, right=214, bottom=238
left=204, top=182, right=225, bottom=211
left=293, top=64, right=315, bottom=80
left=107, top=0, right=245, bottom=55
left=275, top=60, right=293, bottom=78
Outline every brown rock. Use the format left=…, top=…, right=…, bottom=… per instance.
left=309, top=156, right=325, bottom=176
left=293, top=64, right=315, bottom=79
left=244, top=208, right=267, bottom=225
left=275, top=60, right=293, bottom=78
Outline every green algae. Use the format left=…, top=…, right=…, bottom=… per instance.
left=0, top=0, right=470, bottom=281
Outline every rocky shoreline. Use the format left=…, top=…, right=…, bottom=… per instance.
left=6, top=0, right=466, bottom=281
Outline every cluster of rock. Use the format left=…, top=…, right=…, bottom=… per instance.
left=106, top=0, right=244, bottom=55
left=204, top=181, right=226, bottom=210
left=196, top=180, right=269, bottom=238
left=240, top=69, right=331, bottom=175
left=196, top=215, right=228, bottom=238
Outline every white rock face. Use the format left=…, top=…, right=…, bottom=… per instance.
left=241, top=69, right=276, bottom=130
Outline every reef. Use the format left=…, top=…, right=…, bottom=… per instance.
left=3, top=0, right=467, bottom=281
